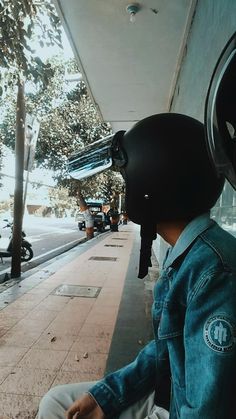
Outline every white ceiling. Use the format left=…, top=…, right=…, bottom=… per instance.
left=54, top=0, right=196, bottom=132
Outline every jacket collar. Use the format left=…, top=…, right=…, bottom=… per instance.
left=163, top=212, right=214, bottom=269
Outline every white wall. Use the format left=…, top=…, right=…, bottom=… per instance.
left=153, top=0, right=236, bottom=265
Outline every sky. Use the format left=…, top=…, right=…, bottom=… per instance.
left=31, top=26, right=74, bottom=61
left=1, top=145, right=54, bottom=204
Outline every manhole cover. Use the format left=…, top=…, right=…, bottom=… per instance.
left=52, top=284, right=101, bottom=298
left=104, top=244, right=123, bottom=247
left=89, top=256, right=118, bottom=261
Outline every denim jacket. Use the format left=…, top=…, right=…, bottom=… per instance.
left=89, top=213, right=236, bottom=418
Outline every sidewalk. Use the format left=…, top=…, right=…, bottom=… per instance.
left=0, top=223, right=156, bottom=419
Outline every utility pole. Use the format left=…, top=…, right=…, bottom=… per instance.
left=11, top=80, right=25, bottom=278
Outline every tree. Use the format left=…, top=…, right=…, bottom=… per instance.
left=0, top=0, right=62, bottom=278
left=1, top=57, right=125, bottom=203
left=68, top=170, right=124, bottom=206
left=0, top=1, right=125, bottom=245
left=48, top=186, right=75, bottom=218
left=0, top=0, right=61, bottom=89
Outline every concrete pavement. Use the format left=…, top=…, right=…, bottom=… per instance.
left=0, top=222, right=157, bottom=419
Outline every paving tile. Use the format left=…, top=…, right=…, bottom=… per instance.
left=0, top=367, right=56, bottom=397
left=103, top=278, right=125, bottom=288
left=54, top=267, right=78, bottom=274
left=26, top=308, right=58, bottom=323
left=0, top=307, right=29, bottom=319
left=30, top=281, right=60, bottom=293
left=21, top=288, right=51, bottom=298
left=0, top=329, right=41, bottom=348
left=61, top=276, right=106, bottom=287
left=44, top=319, right=84, bottom=336
left=55, top=304, right=92, bottom=323
left=64, top=277, right=106, bottom=287
left=0, top=367, right=13, bottom=385
left=70, top=336, right=111, bottom=354
left=14, top=293, right=46, bottom=305
left=52, top=370, right=101, bottom=387
left=79, top=322, right=114, bottom=339
left=18, top=348, right=68, bottom=371
left=0, top=346, right=28, bottom=368
left=0, top=328, right=9, bottom=339
left=0, top=392, right=40, bottom=419
left=11, top=317, right=54, bottom=334
left=0, top=313, right=20, bottom=329
left=94, top=293, right=122, bottom=307
left=85, top=310, right=118, bottom=325
left=61, top=351, right=107, bottom=376
left=65, top=296, right=95, bottom=309
left=32, top=281, right=59, bottom=291
left=18, top=276, right=46, bottom=287
left=60, top=266, right=108, bottom=279
left=46, top=271, right=72, bottom=279
left=57, top=263, right=87, bottom=274
left=53, top=270, right=103, bottom=280
left=3, top=299, right=37, bottom=312
left=35, top=295, right=70, bottom=311
left=89, top=305, right=119, bottom=317
left=99, top=287, right=123, bottom=297
left=33, top=331, right=77, bottom=351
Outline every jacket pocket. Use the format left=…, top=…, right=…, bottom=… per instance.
left=156, top=302, right=184, bottom=339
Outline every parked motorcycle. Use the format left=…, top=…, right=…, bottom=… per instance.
left=0, top=220, right=33, bottom=262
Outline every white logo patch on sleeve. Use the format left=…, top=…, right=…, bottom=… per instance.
left=203, top=315, right=235, bottom=353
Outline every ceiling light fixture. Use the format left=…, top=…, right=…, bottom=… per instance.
left=126, top=3, right=140, bottom=23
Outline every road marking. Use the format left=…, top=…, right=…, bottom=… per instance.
left=27, top=230, right=79, bottom=242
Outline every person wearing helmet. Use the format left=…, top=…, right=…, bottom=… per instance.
left=38, top=112, right=236, bottom=419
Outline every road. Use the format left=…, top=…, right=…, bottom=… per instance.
left=23, top=215, right=84, bottom=257
left=0, top=215, right=87, bottom=274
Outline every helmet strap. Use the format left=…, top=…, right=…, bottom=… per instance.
left=138, top=224, right=157, bottom=279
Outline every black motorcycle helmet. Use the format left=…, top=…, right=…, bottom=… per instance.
left=113, top=113, right=225, bottom=277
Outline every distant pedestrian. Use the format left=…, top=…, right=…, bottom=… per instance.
left=108, top=207, right=119, bottom=232
left=76, top=185, right=94, bottom=240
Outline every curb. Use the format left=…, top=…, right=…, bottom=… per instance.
left=0, top=236, right=87, bottom=284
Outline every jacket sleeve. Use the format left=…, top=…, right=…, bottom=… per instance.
left=181, top=269, right=236, bottom=418
left=88, top=340, right=157, bottom=417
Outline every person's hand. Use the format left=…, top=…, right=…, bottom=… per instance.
left=65, top=393, right=106, bottom=419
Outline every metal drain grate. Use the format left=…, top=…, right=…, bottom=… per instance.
left=104, top=244, right=123, bottom=247
left=52, top=284, right=101, bottom=298
left=111, top=237, right=127, bottom=240
left=89, top=256, right=118, bottom=261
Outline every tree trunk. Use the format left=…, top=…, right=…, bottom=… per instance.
left=11, top=80, right=25, bottom=278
